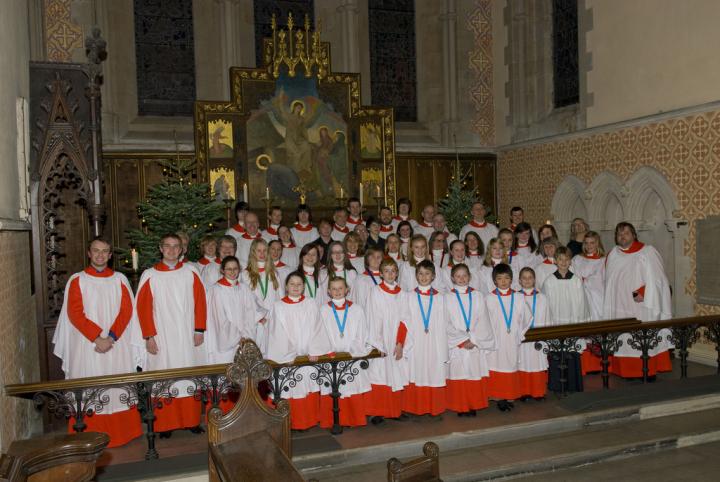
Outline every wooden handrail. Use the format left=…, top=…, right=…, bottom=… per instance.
left=4, top=349, right=383, bottom=399
left=523, top=314, right=720, bottom=342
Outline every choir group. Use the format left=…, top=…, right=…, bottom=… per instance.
left=52, top=197, right=674, bottom=446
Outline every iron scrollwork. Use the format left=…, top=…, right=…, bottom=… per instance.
left=586, top=332, right=623, bottom=389
left=703, top=320, right=720, bottom=374
left=313, top=358, right=371, bottom=435
left=668, top=324, right=701, bottom=379
left=33, top=387, right=110, bottom=433
left=535, top=337, right=582, bottom=397
left=627, top=328, right=663, bottom=382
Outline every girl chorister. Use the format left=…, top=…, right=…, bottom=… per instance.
left=534, top=237, right=561, bottom=291
left=428, top=231, right=449, bottom=271
left=318, top=277, right=371, bottom=428
left=352, top=246, right=384, bottom=308
left=516, top=267, right=549, bottom=400
left=463, top=231, right=485, bottom=271
left=241, top=239, right=283, bottom=352
left=268, top=239, right=292, bottom=286
left=343, top=232, right=366, bottom=273
left=298, top=244, right=329, bottom=306
left=477, top=238, right=508, bottom=294
left=326, top=241, right=358, bottom=295
left=264, top=272, right=331, bottom=430
left=444, top=264, right=495, bottom=416
left=570, top=231, right=606, bottom=322
left=384, top=233, right=405, bottom=263
left=277, top=225, right=299, bottom=270
left=399, top=234, right=430, bottom=292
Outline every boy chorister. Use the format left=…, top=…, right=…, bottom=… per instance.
left=201, top=235, right=236, bottom=288
left=264, top=271, right=331, bottom=430
left=516, top=267, right=549, bottom=400
left=365, top=258, right=411, bottom=424
left=402, top=260, right=448, bottom=417
left=261, top=206, right=283, bottom=242
left=318, top=278, right=372, bottom=428
left=291, top=204, right=319, bottom=249
left=351, top=246, right=384, bottom=307
left=484, top=263, right=533, bottom=411
left=444, top=264, right=495, bottom=416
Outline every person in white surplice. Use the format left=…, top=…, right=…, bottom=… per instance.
left=603, top=222, right=673, bottom=379
left=53, top=238, right=142, bottom=447
left=135, top=233, right=207, bottom=438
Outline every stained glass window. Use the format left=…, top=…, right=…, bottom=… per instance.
left=134, top=0, right=196, bottom=116
left=254, top=0, right=315, bottom=68
left=369, top=0, right=417, bottom=122
left=552, top=0, right=579, bottom=108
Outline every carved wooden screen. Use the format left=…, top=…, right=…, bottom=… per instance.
left=29, top=63, right=100, bottom=381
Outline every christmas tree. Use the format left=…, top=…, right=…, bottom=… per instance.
left=438, top=162, right=495, bottom=234
left=118, top=158, right=225, bottom=271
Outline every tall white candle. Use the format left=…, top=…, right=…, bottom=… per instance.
left=131, top=249, right=139, bottom=271
left=243, top=183, right=248, bottom=203
left=359, top=182, right=364, bottom=205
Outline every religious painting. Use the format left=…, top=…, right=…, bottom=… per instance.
left=360, top=122, right=382, bottom=159
left=207, top=119, right=234, bottom=159
left=210, top=166, right=235, bottom=202
left=246, top=72, right=349, bottom=206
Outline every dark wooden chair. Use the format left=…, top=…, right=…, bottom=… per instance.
left=0, top=432, right=109, bottom=482
left=387, top=441, right=441, bottom=482
left=207, top=340, right=307, bottom=482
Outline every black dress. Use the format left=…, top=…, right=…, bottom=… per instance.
left=546, top=270, right=584, bottom=393
left=567, top=239, right=583, bottom=257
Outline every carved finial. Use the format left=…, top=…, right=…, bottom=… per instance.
left=85, top=27, right=107, bottom=83
left=226, top=340, right=272, bottom=387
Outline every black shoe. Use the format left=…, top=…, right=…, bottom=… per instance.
left=395, top=413, right=410, bottom=422
left=189, top=425, right=205, bottom=434
left=518, top=395, right=531, bottom=402
left=430, top=414, right=443, bottom=421
left=468, top=409, right=477, bottom=417
left=371, top=416, right=385, bottom=425
left=507, top=401, right=515, bottom=409
left=533, top=396, right=546, bottom=402
left=158, top=431, right=173, bottom=439
left=646, top=375, right=657, bottom=383
left=497, top=400, right=511, bottom=412
left=457, top=412, right=466, bottom=417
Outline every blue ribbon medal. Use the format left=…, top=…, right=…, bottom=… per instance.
left=496, top=290, right=515, bottom=334
left=331, top=302, right=349, bottom=338
left=416, top=290, right=434, bottom=334
left=454, top=289, right=473, bottom=332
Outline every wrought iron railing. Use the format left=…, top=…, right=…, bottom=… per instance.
left=524, top=315, right=720, bottom=395
left=4, top=349, right=382, bottom=460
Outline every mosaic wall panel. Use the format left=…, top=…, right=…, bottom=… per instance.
left=498, top=108, right=720, bottom=316
left=134, top=0, right=196, bottom=116
left=43, top=0, right=83, bottom=62
left=467, top=0, right=495, bottom=146
left=368, top=0, right=417, bottom=122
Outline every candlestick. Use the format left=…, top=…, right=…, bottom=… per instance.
left=265, top=186, right=270, bottom=199
left=243, top=183, right=248, bottom=203
left=340, top=186, right=344, bottom=199
left=359, top=182, right=364, bottom=205
left=131, top=249, right=139, bottom=271
left=376, top=183, right=381, bottom=198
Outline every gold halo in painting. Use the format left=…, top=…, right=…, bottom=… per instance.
left=256, top=154, right=273, bottom=171
left=290, top=100, right=306, bottom=115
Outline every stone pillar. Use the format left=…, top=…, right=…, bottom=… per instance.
left=336, top=0, right=361, bottom=72
left=216, top=0, right=244, bottom=97
left=440, top=0, right=458, bottom=146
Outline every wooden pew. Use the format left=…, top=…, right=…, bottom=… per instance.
left=387, top=441, right=441, bottom=482
left=207, top=340, right=307, bottom=482
left=0, top=432, right=109, bottom=482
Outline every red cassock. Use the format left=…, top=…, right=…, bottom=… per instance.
left=135, top=262, right=207, bottom=433
left=54, top=267, right=142, bottom=447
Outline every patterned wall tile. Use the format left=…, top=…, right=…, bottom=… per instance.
left=44, top=0, right=83, bottom=62
left=467, top=0, right=495, bottom=146
left=497, top=107, right=720, bottom=318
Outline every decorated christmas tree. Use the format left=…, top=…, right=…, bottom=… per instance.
left=118, top=158, right=225, bottom=271
left=439, top=161, right=496, bottom=234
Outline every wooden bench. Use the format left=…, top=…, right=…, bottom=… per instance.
left=0, top=432, right=109, bottom=482
left=207, top=340, right=308, bottom=482
left=387, top=441, right=441, bottom=482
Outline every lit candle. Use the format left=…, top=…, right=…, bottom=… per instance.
left=376, top=184, right=381, bottom=197
left=340, top=186, right=344, bottom=199
left=265, top=186, right=270, bottom=200
left=359, top=182, right=364, bottom=205
left=131, top=249, right=139, bottom=271
left=545, top=219, right=551, bottom=225
left=243, top=183, right=248, bottom=203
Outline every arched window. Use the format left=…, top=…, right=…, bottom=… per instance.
left=133, top=0, right=196, bottom=116
left=552, top=0, right=579, bottom=108
left=368, top=0, right=417, bottom=122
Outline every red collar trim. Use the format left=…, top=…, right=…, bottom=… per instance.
left=282, top=242, right=296, bottom=248
left=518, top=243, right=528, bottom=248
left=293, top=223, right=314, bottom=232
left=379, top=282, right=401, bottom=294
left=282, top=295, right=305, bottom=304
left=265, top=226, right=278, bottom=235
left=347, top=216, right=362, bottom=225
left=508, top=250, right=518, bottom=257
left=231, top=223, right=245, bottom=233
left=218, top=278, right=239, bottom=287
left=492, top=289, right=514, bottom=296
left=154, top=261, right=184, bottom=271
left=523, top=289, right=538, bottom=296
left=418, top=221, right=433, bottom=228
left=84, top=266, right=114, bottom=278
left=620, top=240, right=645, bottom=253
left=451, top=287, right=473, bottom=294
left=380, top=224, right=393, bottom=232
left=274, top=261, right=286, bottom=267
left=328, top=300, right=353, bottom=310
left=198, top=256, right=214, bottom=266
left=468, top=251, right=481, bottom=257
left=387, top=252, right=402, bottom=260
left=543, top=259, right=555, bottom=265
left=334, top=224, right=349, bottom=233
left=242, top=232, right=262, bottom=240
left=414, top=287, right=439, bottom=296
left=583, top=253, right=602, bottom=259
left=347, top=253, right=358, bottom=259
left=393, top=215, right=409, bottom=221
left=470, top=220, right=487, bottom=228
left=364, top=270, right=381, bottom=276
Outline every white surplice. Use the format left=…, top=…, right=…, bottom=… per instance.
left=444, top=288, right=495, bottom=381
left=484, top=289, right=533, bottom=373
left=403, top=288, right=449, bottom=388
left=571, top=254, right=606, bottom=321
